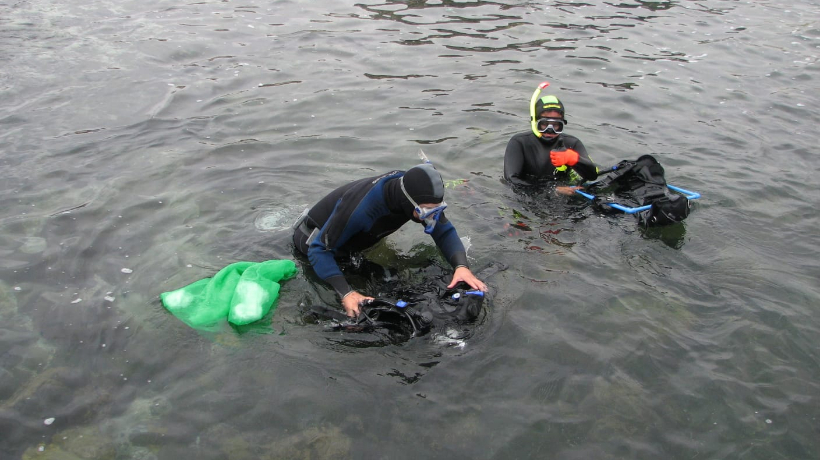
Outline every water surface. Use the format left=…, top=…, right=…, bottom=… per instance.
left=1, top=0, right=819, bottom=458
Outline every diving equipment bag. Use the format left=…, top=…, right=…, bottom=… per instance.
left=591, top=154, right=691, bottom=227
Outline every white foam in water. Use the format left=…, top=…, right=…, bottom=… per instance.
left=254, top=205, right=309, bottom=232
left=460, top=236, right=471, bottom=256
left=432, top=328, right=467, bottom=348
left=104, top=296, right=115, bottom=302
left=71, top=298, right=82, bottom=304
left=44, top=418, right=54, bottom=425
left=121, top=268, right=133, bottom=274
left=382, top=267, right=396, bottom=282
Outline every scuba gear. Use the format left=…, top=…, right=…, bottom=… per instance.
left=304, top=262, right=506, bottom=344
left=578, top=154, right=700, bottom=227
left=529, top=81, right=568, bottom=138
left=443, top=289, right=485, bottom=323
left=537, top=118, right=565, bottom=134
left=307, top=286, right=486, bottom=337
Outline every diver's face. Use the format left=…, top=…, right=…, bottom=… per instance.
left=413, top=202, right=444, bottom=220
left=538, top=110, right=563, bottom=139
left=413, top=202, right=447, bottom=234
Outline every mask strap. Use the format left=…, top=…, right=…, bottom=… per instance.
left=530, top=81, right=550, bottom=138
left=399, top=176, right=421, bottom=211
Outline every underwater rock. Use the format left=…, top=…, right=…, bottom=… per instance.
left=21, top=425, right=117, bottom=460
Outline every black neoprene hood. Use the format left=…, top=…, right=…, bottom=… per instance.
left=534, top=95, right=567, bottom=123
left=402, top=164, right=445, bottom=204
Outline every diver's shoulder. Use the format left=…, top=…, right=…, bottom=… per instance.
left=561, top=133, right=584, bottom=144
left=509, top=131, right=534, bottom=142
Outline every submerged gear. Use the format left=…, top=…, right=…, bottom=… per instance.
left=305, top=262, right=507, bottom=344
left=590, top=154, right=691, bottom=227
left=309, top=287, right=484, bottom=339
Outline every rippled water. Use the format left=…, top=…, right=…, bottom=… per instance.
left=2, top=0, right=819, bottom=458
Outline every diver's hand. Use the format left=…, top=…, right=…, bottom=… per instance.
left=341, top=291, right=374, bottom=317
left=448, top=266, right=488, bottom=292
left=550, top=148, right=579, bottom=167
left=555, top=185, right=583, bottom=196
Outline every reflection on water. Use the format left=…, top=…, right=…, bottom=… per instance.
left=2, top=0, right=820, bottom=458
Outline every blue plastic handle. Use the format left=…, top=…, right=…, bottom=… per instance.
left=574, top=183, right=700, bottom=214
left=666, top=184, right=701, bottom=200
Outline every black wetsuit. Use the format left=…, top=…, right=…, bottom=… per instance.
left=503, top=132, right=598, bottom=185
left=293, top=170, right=469, bottom=297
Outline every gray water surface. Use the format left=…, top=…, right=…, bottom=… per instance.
left=2, top=0, right=819, bottom=459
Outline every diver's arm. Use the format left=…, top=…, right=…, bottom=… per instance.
left=429, top=219, right=487, bottom=291
left=567, top=139, right=599, bottom=181
left=307, top=204, right=368, bottom=305
left=310, top=247, right=374, bottom=317
left=430, top=218, right=469, bottom=269
left=504, top=137, right=534, bottom=186
left=572, top=154, right=598, bottom=181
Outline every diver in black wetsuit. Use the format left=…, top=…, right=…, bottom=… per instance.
left=293, top=163, right=487, bottom=318
left=503, top=83, right=599, bottom=186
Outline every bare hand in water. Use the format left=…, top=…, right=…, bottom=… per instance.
left=555, top=186, right=582, bottom=196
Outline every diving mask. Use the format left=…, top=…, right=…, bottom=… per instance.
left=400, top=178, right=447, bottom=234
left=536, top=118, right=565, bottom=134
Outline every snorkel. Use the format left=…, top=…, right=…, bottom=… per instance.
left=530, top=81, right=550, bottom=138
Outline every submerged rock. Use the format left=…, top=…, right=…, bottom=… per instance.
left=21, top=425, right=117, bottom=460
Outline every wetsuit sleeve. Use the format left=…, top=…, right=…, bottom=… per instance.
left=307, top=200, right=365, bottom=297
left=429, top=215, right=469, bottom=269
left=503, top=136, right=533, bottom=186
left=567, top=138, right=598, bottom=182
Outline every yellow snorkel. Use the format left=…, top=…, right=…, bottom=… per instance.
left=530, top=81, right=550, bottom=138
left=530, top=81, right=577, bottom=172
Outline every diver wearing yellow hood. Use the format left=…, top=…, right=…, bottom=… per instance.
left=503, top=82, right=599, bottom=186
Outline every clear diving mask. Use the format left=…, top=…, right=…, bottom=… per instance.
left=400, top=179, right=447, bottom=234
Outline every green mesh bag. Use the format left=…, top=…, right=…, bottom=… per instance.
left=160, top=260, right=298, bottom=329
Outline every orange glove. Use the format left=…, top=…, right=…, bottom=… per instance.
left=550, top=148, right=579, bottom=167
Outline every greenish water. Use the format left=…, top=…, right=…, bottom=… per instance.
left=1, top=0, right=819, bottom=458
